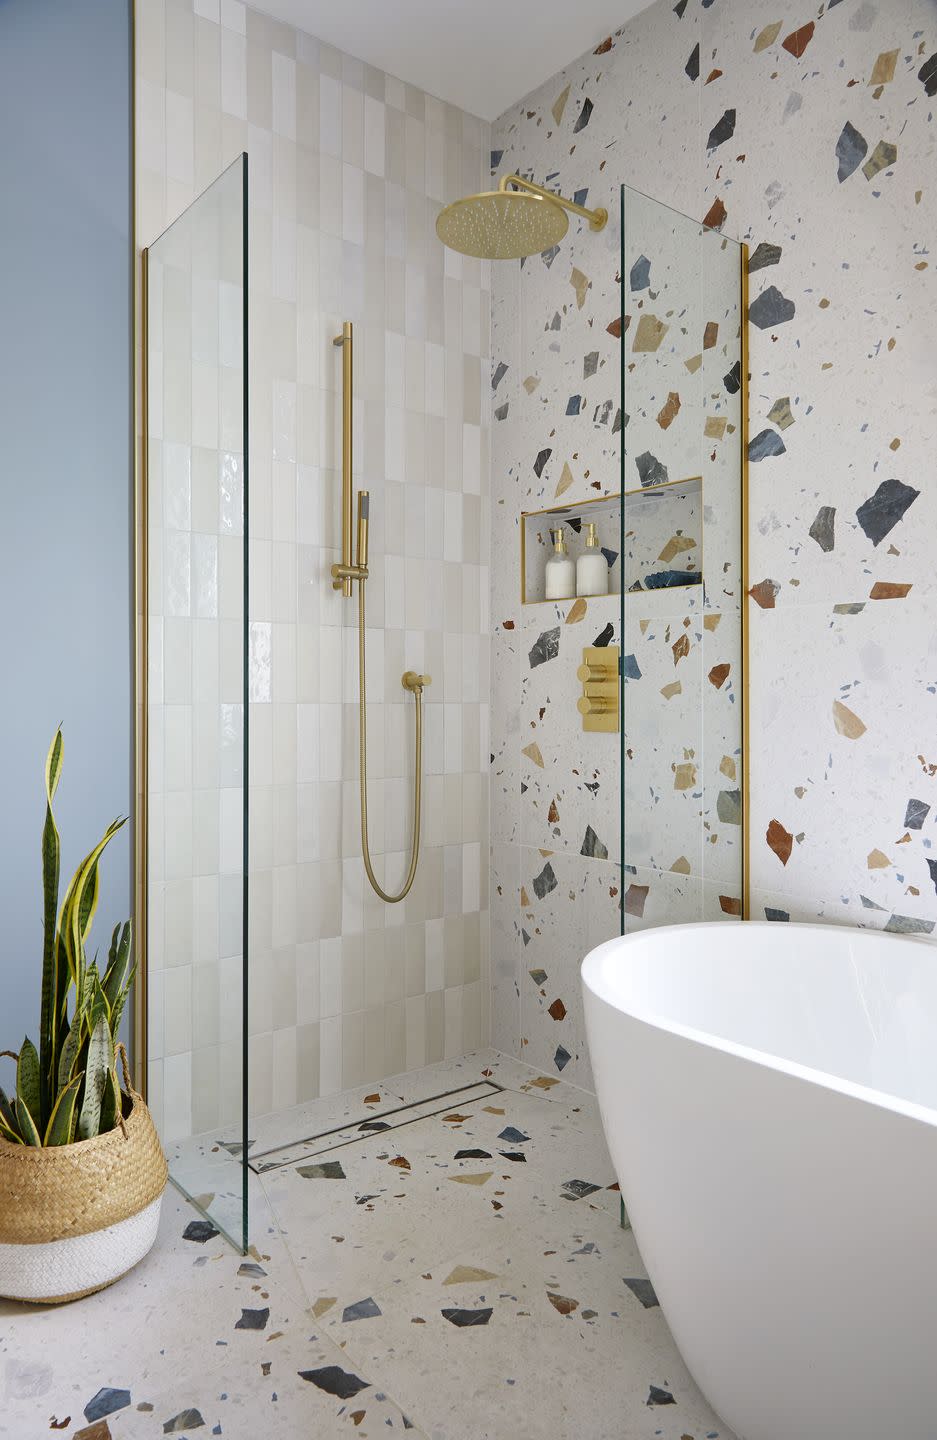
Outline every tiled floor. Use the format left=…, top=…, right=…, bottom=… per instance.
left=0, top=1050, right=731, bottom=1439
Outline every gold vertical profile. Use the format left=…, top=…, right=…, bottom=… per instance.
left=333, top=321, right=353, bottom=597
left=131, top=0, right=149, bottom=1097
left=739, top=242, right=751, bottom=922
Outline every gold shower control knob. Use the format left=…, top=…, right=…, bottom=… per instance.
left=577, top=695, right=616, bottom=716
left=402, top=671, right=431, bottom=692
left=577, top=661, right=616, bottom=686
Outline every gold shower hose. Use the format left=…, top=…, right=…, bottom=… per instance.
left=356, top=573, right=428, bottom=903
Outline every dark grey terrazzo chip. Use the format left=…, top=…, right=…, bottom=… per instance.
left=528, top=628, right=560, bottom=668
left=706, top=108, right=735, bottom=149
left=532, top=862, right=557, bottom=899
left=581, top=825, right=608, bottom=859
left=623, top=1277, right=659, bottom=1309
left=748, top=428, right=786, bottom=461
left=809, top=506, right=835, bottom=553
left=299, top=1366, right=370, bottom=1399
left=836, top=120, right=867, bottom=181
left=164, top=1410, right=206, bottom=1433
left=635, top=451, right=669, bottom=488
left=296, top=1160, right=346, bottom=1180
left=905, top=799, right=930, bottom=830
left=748, top=242, right=781, bottom=272
left=442, top=1307, right=493, bottom=1326
left=748, top=285, right=795, bottom=329
left=84, top=1389, right=131, bottom=1423
left=182, top=1221, right=219, bottom=1244
left=562, top=1179, right=601, bottom=1200
left=235, top=1307, right=269, bottom=1330
left=856, top=478, right=919, bottom=546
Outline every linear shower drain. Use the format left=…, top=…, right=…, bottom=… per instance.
left=247, top=1078, right=503, bottom=1175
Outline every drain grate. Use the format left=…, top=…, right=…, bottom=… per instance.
left=247, top=1079, right=504, bottom=1175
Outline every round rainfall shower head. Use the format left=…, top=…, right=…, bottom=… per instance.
left=435, top=174, right=607, bottom=261
left=435, top=188, right=570, bottom=260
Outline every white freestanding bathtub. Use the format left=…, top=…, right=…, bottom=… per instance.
left=582, top=921, right=937, bottom=1440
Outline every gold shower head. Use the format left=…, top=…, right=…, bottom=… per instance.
left=435, top=174, right=608, bottom=260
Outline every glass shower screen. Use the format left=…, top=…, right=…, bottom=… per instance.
left=619, top=184, right=747, bottom=930
left=144, top=155, right=249, bottom=1249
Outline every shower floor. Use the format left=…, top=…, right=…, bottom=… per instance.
left=0, top=1050, right=731, bottom=1439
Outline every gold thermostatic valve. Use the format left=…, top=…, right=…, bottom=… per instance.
left=577, top=645, right=620, bottom=733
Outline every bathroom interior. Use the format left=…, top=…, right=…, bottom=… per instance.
left=1, top=0, right=935, bottom=1437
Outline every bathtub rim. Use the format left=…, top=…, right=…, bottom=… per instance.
left=581, top=920, right=937, bottom=1131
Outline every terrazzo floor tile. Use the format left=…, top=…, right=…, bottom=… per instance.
left=0, top=1186, right=425, bottom=1440
left=1, top=1052, right=734, bottom=1439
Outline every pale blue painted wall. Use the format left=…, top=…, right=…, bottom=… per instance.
left=0, top=0, right=132, bottom=1056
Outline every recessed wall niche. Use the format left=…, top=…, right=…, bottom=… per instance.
left=521, top=494, right=621, bottom=605
left=623, top=476, right=702, bottom=594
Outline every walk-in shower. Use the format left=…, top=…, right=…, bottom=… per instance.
left=141, top=148, right=746, bottom=1256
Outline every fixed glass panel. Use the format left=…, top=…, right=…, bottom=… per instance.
left=620, top=184, right=745, bottom=931
left=145, top=155, right=249, bottom=1250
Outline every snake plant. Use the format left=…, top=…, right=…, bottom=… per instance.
left=0, top=730, right=134, bottom=1147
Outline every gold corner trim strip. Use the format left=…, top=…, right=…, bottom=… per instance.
left=739, top=241, right=751, bottom=922
left=131, top=0, right=148, bottom=1098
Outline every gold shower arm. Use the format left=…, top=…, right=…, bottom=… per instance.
left=498, top=174, right=608, bottom=232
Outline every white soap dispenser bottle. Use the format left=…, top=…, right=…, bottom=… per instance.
left=576, top=521, right=609, bottom=597
left=544, top=526, right=575, bottom=600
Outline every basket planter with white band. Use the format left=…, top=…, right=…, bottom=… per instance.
left=0, top=1047, right=167, bottom=1304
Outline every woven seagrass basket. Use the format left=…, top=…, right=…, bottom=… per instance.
left=0, top=1046, right=168, bottom=1304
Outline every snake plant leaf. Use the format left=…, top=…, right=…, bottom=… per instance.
left=103, top=921, right=132, bottom=1011
left=15, top=1096, right=41, bottom=1147
left=0, top=1086, right=19, bottom=1138
left=57, top=1017, right=82, bottom=1092
left=87, top=967, right=109, bottom=1034
left=0, top=1114, right=23, bottom=1145
left=76, top=1014, right=112, bottom=1140
left=16, top=1038, right=41, bottom=1130
left=43, top=1075, right=82, bottom=1146
left=39, top=729, right=64, bottom=1126
left=57, top=816, right=127, bottom=987
left=98, top=1064, right=121, bottom=1134
left=109, top=964, right=136, bottom=1040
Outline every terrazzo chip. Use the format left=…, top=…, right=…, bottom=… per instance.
left=182, top=1221, right=219, bottom=1244
left=343, top=1297, right=382, bottom=1322
left=234, top=1307, right=269, bottom=1330
left=296, top=1160, right=346, bottom=1180
left=441, top=1307, right=494, bottom=1327
left=84, top=1389, right=131, bottom=1423
left=856, top=478, right=919, bottom=546
left=624, top=1278, right=660, bottom=1309
left=163, top=1409, right=206, bottom=1433
left=298, top=1366, right=370, bottom=1399
left=836, top=120, right=868, bottom=181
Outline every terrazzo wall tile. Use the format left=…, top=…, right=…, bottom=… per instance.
left=490, top=0, right=937, bottom=1083
left=520, top=594, right=621, bottom=864
left=518, top=848, right=622, bottom=1088
left=138, top=0, right=491, bottom=1134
